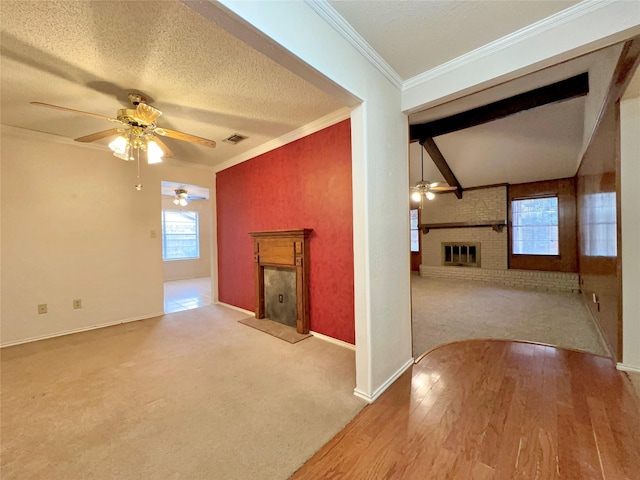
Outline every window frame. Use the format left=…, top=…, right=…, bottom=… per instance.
left=511, top=194, right=560, bottom=257
left=161, top=209, right=200, bottom=262
left=508, top=179, right=577, bottom=273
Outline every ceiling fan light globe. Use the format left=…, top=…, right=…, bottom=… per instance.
left=108, top=135, right=128, bottom=154
left=411, top=191, right=422, bottom=202
left=146, top=140, right=164, bottom=164
left=426, top=191, right=436, bottom=200
left=113, top=144, right=131, bottom=161
left=179, top=198, right=188, bottom=207
left=173, top=198, right=180, bottom=205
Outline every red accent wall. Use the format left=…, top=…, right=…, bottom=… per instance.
left=216, top=120, right=354, bottom=344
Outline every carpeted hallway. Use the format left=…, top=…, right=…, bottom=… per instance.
left=0, top=305, right=365, bottom=480
left=411, top=275, right=609, bottom=358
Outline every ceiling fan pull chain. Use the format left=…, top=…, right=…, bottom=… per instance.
left=135, top=148, right=142, bottom=191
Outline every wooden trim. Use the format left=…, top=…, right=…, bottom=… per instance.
left=615, top=102, right=623, bottom=359
left=249, top=228, right=313, bottom=238
left=577, top=37, right=640, bottom=174
left=410, top=72, right=589, bottom=140
left=419, top=220, right=506, bottom=234
left=422, top=138, right=463, bottom=199
left=463, top=183, right=509, bottom=192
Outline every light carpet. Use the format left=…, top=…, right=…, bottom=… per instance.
left=1, top=304, right=365, bottom=480
left=412, top=275, right=609, bottom=359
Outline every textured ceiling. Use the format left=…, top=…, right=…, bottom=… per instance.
left=328, top=0, right=580, bottom=80
left=1, top=0, right=629, bottom=189
left=0, top=0, right=344, bottom=167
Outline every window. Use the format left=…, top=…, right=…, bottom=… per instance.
left=162, top=210, right=199, bottom=261
left=410, top=209, right=419, bottom=252
left=512, top=196, right=559, bottom=255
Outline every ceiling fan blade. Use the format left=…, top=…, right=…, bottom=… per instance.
left=152, top=136, right=175, bottom=158
left=154, top=127, right=216, bottom=148
left=74, top=128, right=121, bottom=143
left=430, top=185, right=459, bottom=192
left=31, top=102, right=120, bottom=123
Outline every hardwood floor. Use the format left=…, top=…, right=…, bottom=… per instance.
left=291, top=340, right=640, bottom=479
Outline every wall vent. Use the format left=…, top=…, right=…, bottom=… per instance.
left=223, top=133, right=248, bottom=145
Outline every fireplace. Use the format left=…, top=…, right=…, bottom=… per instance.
left=250, top=229, right=312, bottom=333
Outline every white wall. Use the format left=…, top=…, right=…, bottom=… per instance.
left=402, top=1, right=640, bottom=113
left=161, top=196, right=211, bottom=281
left=194, top=0, right=413, bottom=402
left=620, top=96, right=640, bottom=370
left=0, top=127, right=214, bottom=346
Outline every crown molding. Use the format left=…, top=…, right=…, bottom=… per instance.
left=403, top=0, right=613, bottom=92
left=213, top=107, right=351, bottom=174
left=1, top=124, right=109, bottom=152
left=304, top=0, right=403, bottom=90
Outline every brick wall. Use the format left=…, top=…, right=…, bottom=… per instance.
left=421, top=187, right=507, bottom=270
left=419, top=186, right=582, bottom=293
left=419, top=265, right=580, bottom=293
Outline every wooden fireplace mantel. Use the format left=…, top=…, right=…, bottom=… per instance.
left=250, top=229, right=312, bottom=334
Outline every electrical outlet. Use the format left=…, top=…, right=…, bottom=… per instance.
left=38, top=304, right=47, bottom=314
left=73, top=299, right=82, bottom=309
left=278, top=294, right=284, bottom=303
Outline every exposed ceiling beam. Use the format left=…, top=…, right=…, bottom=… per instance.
left=610, top=37, right=640, bottom=102
left=422, top=138, right=463, bottom=199
left=410, top=72, right=589, bottom=141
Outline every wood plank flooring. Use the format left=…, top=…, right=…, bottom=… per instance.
left=291, top=340, right=640, bottom=479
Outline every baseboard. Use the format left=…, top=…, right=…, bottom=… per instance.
left=0, top=312, right=165, bottom=348
left=215, top=301, right=254, bottom=317
left=310, top=331, right=355, bottom=351
left=164, top=275, right=211, bottom=282
left=617, top=363, right=640, bottom=373
left=353, top=357, right=414, bottom=403
left=580, top=294, right=614, bottom=359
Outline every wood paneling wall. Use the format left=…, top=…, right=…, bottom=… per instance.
left=576, top=103, right=622, bottom=360
left=508, top=178, right=578, bottom=273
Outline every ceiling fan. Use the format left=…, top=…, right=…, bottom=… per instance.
left=411, top=140, right=458, bottom=208
left=31, top=93, right=217, bottom=162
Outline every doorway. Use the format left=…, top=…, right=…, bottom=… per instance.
left=161, top=180, right=212, bottom=313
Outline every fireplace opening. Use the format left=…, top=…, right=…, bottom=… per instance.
left=264, top=267, right=297, bottom=328
left=442, top=242, right=480, bottom=267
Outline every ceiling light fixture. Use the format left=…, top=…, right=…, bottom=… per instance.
left=173, top=188, right=189, bottom=207
left=107, top=124, right=164, bottom=190
left=411, top=142, right=436, bottom=209
left=411, top=141, right=457, bottom=208
left=108, top=127, right=164, bottom=165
